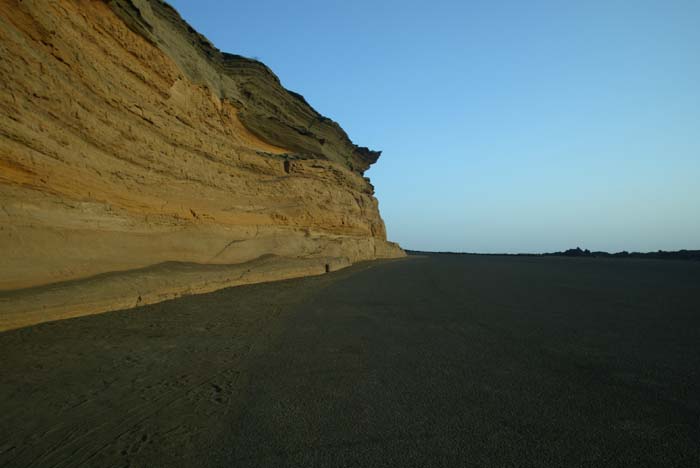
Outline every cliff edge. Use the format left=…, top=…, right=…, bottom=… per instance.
left=0, top=0, right=404, bottom=330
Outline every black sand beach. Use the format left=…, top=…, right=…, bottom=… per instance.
left=1, top=254, right=699, bottom=467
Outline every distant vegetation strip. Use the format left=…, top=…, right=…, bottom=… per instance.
left=407, top=247, right=700, bottom=261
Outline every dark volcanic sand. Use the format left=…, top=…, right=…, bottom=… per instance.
left=1, top=254, right=699, bottom=467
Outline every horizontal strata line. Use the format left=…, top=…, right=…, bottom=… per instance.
left=0, top=255, right=354, bottom=332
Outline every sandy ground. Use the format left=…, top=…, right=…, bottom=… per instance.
left=1, top=254, right=699, bottom=467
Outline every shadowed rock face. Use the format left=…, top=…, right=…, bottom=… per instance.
left=109, top=0, right=383, bottom=174
left=0, top=0, right=403, bottom=325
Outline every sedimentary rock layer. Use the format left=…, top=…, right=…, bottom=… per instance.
left=0, top=0, right=403, bottom=328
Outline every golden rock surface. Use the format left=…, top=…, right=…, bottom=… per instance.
left=0, top=0, right=403, bottom=329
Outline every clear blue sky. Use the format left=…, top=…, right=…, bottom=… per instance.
left=169, top=0, right=699, bottom=253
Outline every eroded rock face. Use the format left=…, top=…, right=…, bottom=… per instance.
left=0, top=1, right=403, bottom=296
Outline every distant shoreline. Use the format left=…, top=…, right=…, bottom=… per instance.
left=407, top=248, right=700, bottom=261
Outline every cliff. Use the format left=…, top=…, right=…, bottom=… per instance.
left=0, top=0, right=404, bottom=330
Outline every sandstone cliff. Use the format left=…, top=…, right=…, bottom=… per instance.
left=0, top=0, right=404, bottom=330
